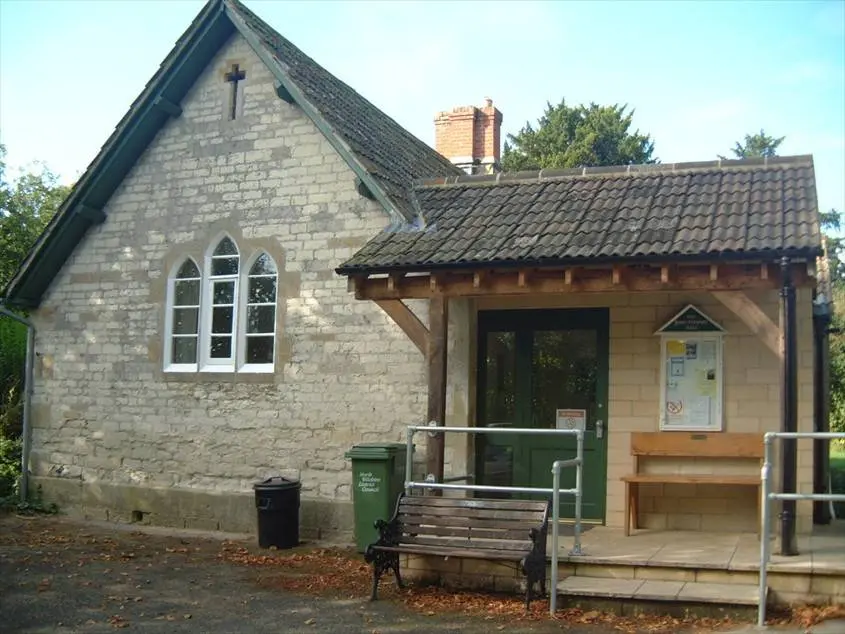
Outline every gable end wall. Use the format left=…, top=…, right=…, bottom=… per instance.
left=27, top=33, right=432, bottom=538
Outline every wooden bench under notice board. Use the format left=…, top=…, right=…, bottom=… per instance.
left=621, top=432, right=764, bottom=536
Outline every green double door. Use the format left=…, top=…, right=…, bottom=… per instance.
left=476, top=308, right=609, bottom=522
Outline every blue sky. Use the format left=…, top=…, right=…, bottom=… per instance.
left=1, top=0, right=843, bottom=216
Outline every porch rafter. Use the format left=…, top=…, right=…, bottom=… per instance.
left=349, top=261, right=812, bottom=301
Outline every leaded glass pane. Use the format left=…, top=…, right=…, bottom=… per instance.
left=213, top=237, right=238, bottom=256
left=176, top=259, right=200, bottom=279
left=213, top=281, right=235, bottom=305
left=212, top=307, right=233, bottom=334
left=210, top=336, right=231, bottom=358
left=172, top=337, right=197, bottom=364
left=247, top=305, right=275, bottom=334
left=248, top=276, right=276, bottom=304
left=250, top=253, right=277, bottom=275
left=173, top=308, right=199, bottom=335
left=174, top=280, right=199, bottom=306
left=246, top=336, right=274, bottom=364
left=211, top=256, right=238, bottom=276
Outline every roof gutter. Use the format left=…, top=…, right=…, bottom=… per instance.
left=224, top=5, right=412, bottom=224
left=0, top=302, right=35, bottom=505
left=335, top=247, right=824, bottom=277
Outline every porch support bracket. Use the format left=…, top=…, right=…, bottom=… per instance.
left=374, top=299, right=430, bottom=355
left=711, top=290, right=782, bottom=359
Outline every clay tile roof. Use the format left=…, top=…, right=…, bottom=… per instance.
left=337, top=156, right=823, bottom=274
left=226, top=0, right=462, bottom=219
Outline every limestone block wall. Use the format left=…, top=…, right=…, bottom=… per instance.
left=27, top=33, right=439, bottom=537
left=475, top=288, right=815, bottom=534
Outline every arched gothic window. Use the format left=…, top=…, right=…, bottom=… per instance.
left=163, top=239, right=278, bottom=373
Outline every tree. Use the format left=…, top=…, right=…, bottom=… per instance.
left=721, top=129, right=785, bottom=160
left=821, top=209, right=845, bottom=435
left=0, top=144, right=70, bottom=289
left=501, top=100, right=656, bottom=172
left=0, top=143, right=70, bottom=502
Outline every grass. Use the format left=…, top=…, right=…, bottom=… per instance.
left=831, top=442, right=845, bottom=519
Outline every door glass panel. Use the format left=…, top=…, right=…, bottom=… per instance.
left=483, top=331, right=516, bottom=427
left=531, top=330, right=597, bottom=430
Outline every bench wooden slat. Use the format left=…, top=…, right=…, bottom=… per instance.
left=401, top=497, right=548, bottom=512
left=398, top=513, right=541, bottom=532
left=622, top=474, right=759, bottom=485
left=375, top=545, right=525, bottom=561
left=398, top=535, right=533, bottom=551
left=630, top=432, right=764, bottom=458
left=399, top=505, right=545, bottom=522
left=399, top=522, right=532, bottom=541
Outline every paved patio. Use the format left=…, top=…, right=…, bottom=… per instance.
left=553, top=521, right=845, bottom=574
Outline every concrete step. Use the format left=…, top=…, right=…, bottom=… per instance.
left=556, top=577, right=763, bottom=606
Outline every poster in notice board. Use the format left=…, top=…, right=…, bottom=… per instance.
left=663, top=337, right=720, bottom=429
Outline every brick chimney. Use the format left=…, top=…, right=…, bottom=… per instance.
left=434, top=98, right=503, bottom=174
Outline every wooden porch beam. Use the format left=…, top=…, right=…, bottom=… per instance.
left=711, top=290, right=782, bottom=358
left=387, top=272, right=404, bottom=292
left=426, top=297, right=448, bottom=485
left=374, top=299, right=430, bottom=355
left=353, top=264, right=809, bottom=301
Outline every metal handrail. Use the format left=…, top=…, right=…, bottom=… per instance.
left=403, top=424, right=585, bottom=617
left=758, top=431, right=845, bottom=626
left=550, top=428, right=584, bottom=615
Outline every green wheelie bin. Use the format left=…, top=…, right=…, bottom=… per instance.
left=345, top=443, right=408, bottom=552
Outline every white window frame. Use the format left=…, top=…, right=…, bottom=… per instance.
left=200, top=235, right=240, bottom=372
left=238, top=252, right=278, bottom=373
left=655, top=305, right=726, bottom=432
left=163, top=240, right=280, bottom=375
left=163, top=258, right=202, bottom=373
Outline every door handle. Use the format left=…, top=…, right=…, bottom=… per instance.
left=596, top=420, right=604, bottom=439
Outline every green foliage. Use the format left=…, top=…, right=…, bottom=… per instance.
left=0, top=143, right=71, bottom=290
left=821, top=209, right=845, bottom=436
left=0, top=142, right=68, bottom=515
left=820, top=208, right=844, bottom=284
left=0, top=434, right=21, bottom=499
left=501, top=100, right=656, bottom=171
left=830, top=446, right=845, bottom=518
left=830, top=284, right=845, bottom=435
left=721, top=129, right=785, bottom=160
left=0, top=317, right=26, bottom=436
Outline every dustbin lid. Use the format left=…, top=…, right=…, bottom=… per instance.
left=344, top=442, right=407, bottom=460
left=253, top=476, right=301, bottom=491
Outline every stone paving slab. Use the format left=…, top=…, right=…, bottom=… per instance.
left=557, top=577, right=760, bottom=606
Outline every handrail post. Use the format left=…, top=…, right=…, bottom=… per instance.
left=405, top=426, right=415, bottom=495
left=758, top=432, right=774, bottom=627
left=550, top=461, right=561, bottom=616
left=573, top=430, right=584, bottom=556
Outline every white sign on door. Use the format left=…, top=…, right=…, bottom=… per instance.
left=555, top=408, right=587, bottom=431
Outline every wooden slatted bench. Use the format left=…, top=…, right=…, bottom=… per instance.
left=622, top=432, right=764, bottom=536
left=364, top=494, right=549, bottom=608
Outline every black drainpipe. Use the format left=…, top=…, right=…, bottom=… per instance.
left=779, top=256, right=798, bottom=556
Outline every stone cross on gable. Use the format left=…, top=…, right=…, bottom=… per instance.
left=225, top=64, right=246, bottom=120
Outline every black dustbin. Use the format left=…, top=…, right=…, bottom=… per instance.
left=253, top=476, right=301, bottom=549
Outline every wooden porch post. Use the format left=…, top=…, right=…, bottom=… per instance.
left=426, top=297, right=448, bottom=484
